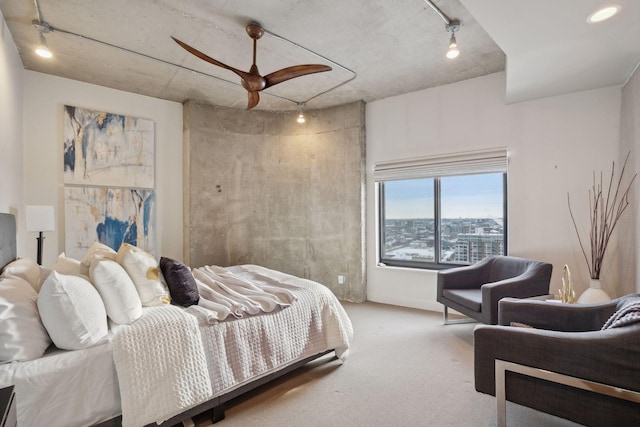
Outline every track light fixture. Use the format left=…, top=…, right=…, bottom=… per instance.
left=446, top=20, right=460, bottom=59
left=422, top=0, right=461, bottom=60
left=35, top=32, right=52, bottom=58
left=296, top=103, right=306, bottom=124
left=32, top=19, right=53, bottom=58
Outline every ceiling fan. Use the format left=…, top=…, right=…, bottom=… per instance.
left=172, top=23, right=332, bottom=109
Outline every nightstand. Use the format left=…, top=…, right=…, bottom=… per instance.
left=0, top=386, right=16, bottom=427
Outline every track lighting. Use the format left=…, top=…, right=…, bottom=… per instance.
left=445, top=20, right=460, bottom=59
left=296, top=103, right=306, bottom=124
left=446, top=33, right=459, bottom=59
left=35, top=32, right=52, bottom=58
left=32, top=20, right=53, bottom=59
left=422, top=1, right=461, bottom=60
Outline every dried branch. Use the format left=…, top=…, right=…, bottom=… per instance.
left=567, top=151, right=637, bottom=279
left=568, top=193, right=591, bottom=275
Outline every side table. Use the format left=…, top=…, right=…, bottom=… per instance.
left=0, top=386, right=16, bottom=427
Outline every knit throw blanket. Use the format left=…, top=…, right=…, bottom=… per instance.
left=602, top=300, right=640, bottom=330
left=112, top=305, right=213, bottom=427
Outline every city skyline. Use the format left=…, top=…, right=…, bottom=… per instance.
left=382, top=217, right=505, bottom=264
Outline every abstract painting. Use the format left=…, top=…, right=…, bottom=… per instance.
left=64, top=186, right=157, bottom=259
left=63, top=105, right=155, bottom=188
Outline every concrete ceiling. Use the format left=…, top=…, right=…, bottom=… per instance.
left=1, top=0, right=638, bottom=111
left=462, top=0, right=640, bottom=103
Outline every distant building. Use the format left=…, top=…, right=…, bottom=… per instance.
left=454, top=232, right=504, bottom=263
left=384, top=217, right=504, bottom=265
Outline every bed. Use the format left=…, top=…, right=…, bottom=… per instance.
left=0, top=213, right=353, bottom=426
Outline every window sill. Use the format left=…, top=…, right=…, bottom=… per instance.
left=376, top=263, right=443, bottom=274
left=377, top=261, right=463, bottom=272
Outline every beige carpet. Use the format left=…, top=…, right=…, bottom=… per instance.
left=192, top=301, right=580, bottom=427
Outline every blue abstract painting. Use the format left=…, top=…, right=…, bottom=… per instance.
left=63, top=105, right=154, bottom=188
left=64, top=186, right=157, bottom=259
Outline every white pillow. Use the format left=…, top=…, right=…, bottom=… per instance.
left=90, top=259, right=142, bottom=325
left=1, top=257, right=43, bottom=292
left=0, top=276, right=51, bottom=363
left=52, top=252, right=83, bottom=277
left=37, top=271, right=108, bottom=350
left=80, top=242, right=117, bottom=276
left=116, top=243, right=171, bottom=307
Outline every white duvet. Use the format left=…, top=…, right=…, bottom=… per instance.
left=113, top=264, right=353, bottom=427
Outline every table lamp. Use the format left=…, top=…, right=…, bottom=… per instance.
left=26, top=205, right=55, bottom=265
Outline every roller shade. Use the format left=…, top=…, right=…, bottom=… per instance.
left=373, top=148, right=508, bottom=182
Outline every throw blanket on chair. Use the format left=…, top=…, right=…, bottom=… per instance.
left=602, top=300, right=640, bottom=329
left=112, top=305, right=212, bottom=427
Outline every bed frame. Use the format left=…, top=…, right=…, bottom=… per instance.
left=0, top=213, right=337, bottom=426
left=157, top=349, right=334, bottom=426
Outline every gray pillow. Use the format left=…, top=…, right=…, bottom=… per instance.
left=159, top=257, right=199, bottom=307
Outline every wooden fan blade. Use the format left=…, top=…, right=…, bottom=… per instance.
left=172, top=36, right=253, bottom=82
left=264, top=64, right=332, bottom=89
left=247, top=91, right=260, bottom=109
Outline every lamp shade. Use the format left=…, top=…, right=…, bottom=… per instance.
left=26, top=205, right=55, bottom=232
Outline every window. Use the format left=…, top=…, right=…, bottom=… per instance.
left=375, top=149, right=507, bottom=269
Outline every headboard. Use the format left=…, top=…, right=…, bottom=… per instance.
left=0, top=213, right=17, bottom=270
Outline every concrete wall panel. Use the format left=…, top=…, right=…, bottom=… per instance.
left=184, top=101, right=366, bottom=302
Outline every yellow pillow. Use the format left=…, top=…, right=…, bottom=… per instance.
left=80, top=242, right=117, bottom=276
left=116, top=243, right=170, bottom=306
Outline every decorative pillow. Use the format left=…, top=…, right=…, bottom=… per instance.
left=90, top=259, right=142, bottom=324
left=159, top=257, right=199, bottom=307
left=1, top=257, right=42, bottom=292
left=37, top=271, right=108, bottom=350
left=116, top=243, right=170, bottom=307
left=0, top=276, right=51, bottom=363
left=52, top=252, right=83, bottom=277
left=80, top=242, right=117, bottom=276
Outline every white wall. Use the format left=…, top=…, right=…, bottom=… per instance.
left=366, top=72, right=625, bottom=311
left=0, top=10, right=24, bottom=252
left=22, top=71, right=184, bottom=266
left=620, top=63, right=640, bottom=293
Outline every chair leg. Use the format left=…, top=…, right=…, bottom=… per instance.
left=443, top=306, right=477, bottom=325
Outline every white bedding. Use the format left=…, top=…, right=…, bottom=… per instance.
left=115, top=264, right=353, bottom=426
left=192, top=265, right=298, bottom=320
left=193, top=265, right=353, bottom=396
left=1, top=264, right=353, bottom=427
left=0, top=337, right=119, bottom=427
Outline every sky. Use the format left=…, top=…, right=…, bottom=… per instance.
left=384, top=173, right=504, bottom=219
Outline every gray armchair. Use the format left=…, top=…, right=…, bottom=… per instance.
left=475, top=295, right=640, bottom=426
left=436, top=255, right=552, bottom=324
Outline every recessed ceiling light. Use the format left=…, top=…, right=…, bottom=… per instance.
left=587, top=5, right=621, bottom=23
